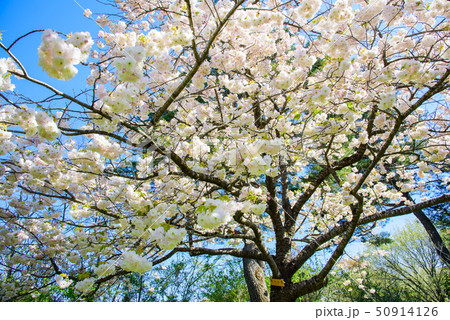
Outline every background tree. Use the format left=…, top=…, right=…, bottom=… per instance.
left=118, top=255, right=250, bottom=302
left=0, top=0, right=449, bottom=301
left=372, top=222, right=449, bottom=302
left=322, top=222, right=450, bottom=302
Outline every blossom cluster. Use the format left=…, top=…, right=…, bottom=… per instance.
left=378, top=92, right=396, bottom=110
left=113, top=46, right=146, bottom=82
left=100, top=83, right=141, bottom=115
left=68, top=149, right=104, bottom=173
left=240, top=201, right=267, bottom=215
left=38, top=29, right=93, bottom=80
left=93, top=262, right=116, bottom=277
left=197, top=199, right=237, bottom=229
left=149, top=226, right=187, bottom=250
left=55, top=274, right=73, bottom=289
left=87, top=134, right=122, bottom=159
left=119, top=251, right=153, bottom=274
left=197, top=197, right=267, bottom=230
left=293, top=0, right=322, bottom=19
left=0, top=127, right=14, bottom=156
left=0, top=57, right=16, bottom=91
left=74, top=277, right=96, bottom=293
left=1, top=105, right=60, bottom=141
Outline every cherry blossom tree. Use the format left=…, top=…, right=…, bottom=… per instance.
left=0, top=0, right=449, bottom=302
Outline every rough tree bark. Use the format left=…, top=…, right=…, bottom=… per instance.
left=242, top=242, right=269, bottom=302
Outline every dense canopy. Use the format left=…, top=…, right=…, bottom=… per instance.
left=0, top=0, right=449, bottom=301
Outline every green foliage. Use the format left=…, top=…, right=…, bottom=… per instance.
left=147, top=110, right=178, bottom=122
left=109, top=255, right=249, bottom=302
left=199, top=258, right=250, bottom=302
left=320, top=222, right=450, bottom=302
left=303, top=57, right=328, bottom=89
left=362, top=232, right=393, bottom=247
left=16, top=222, right=448, bottom=302
left=310, top=57, right=327, bottom=75
left=372, top=222, right=450, bottom=301
left=0, top=276, right=80, bottom=302
left=144, top=255, right=212, bottom=302
left=292, top=265, right=324, bottom=302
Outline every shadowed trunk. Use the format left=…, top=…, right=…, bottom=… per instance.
left=400, top=193, right=450, bottom=267
left=242, top=242, right=269, bottom=302
left=413, top=209, right=450, bottom=267
left=390, top=186, right=450, bottom=267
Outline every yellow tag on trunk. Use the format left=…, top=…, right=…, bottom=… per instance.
left=270, top=278, right=285, bottom=287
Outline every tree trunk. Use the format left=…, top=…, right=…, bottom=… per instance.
left=269, top=286, right=297, bottom=302
left=242, top=242, right=269, bottom=302
left=413, top=209, right=450, bottom=268
left=400, top=192, right=450, bottom=267
left=390, top=185, right=450, bottom=268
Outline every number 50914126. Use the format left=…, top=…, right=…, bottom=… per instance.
left=375, top=307, right=438, bottom=317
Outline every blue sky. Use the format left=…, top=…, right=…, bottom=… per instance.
left=0, top=0, right=106, bottom=96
